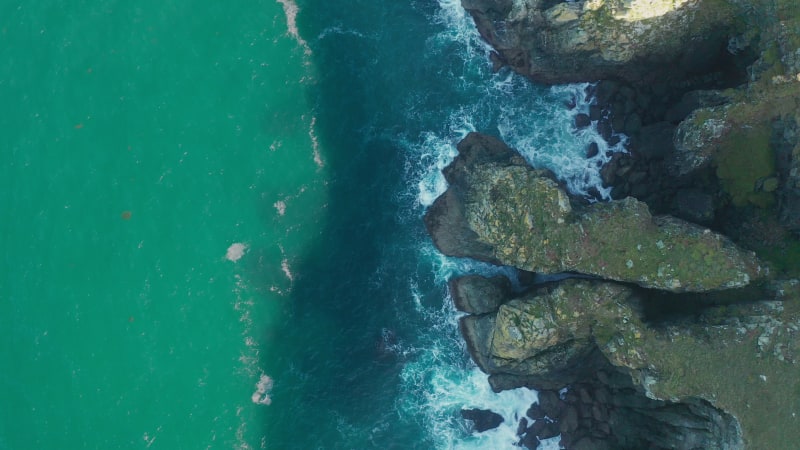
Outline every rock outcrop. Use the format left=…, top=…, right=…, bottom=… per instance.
left=440, top=1, right=800, bottom=448
left=425, top=133, right=764, bottom=292
left=457, top=275, right=800, bottom=449
left=462, top=1, right=800, bottom=262
left=462, top=0, right=744, bottom=86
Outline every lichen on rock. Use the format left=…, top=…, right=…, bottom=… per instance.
left=426, top=133, right=764, bottom=292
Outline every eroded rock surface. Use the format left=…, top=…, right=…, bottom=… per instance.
left=426, top=133, right=764, bottom=292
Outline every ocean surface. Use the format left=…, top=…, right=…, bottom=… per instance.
left=0, top=1, right=622, bottom=448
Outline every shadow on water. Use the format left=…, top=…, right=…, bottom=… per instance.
left=254, top=1, right=447, bottom=447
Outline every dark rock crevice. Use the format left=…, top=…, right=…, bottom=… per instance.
left=452, top=273, right=746, bottom=450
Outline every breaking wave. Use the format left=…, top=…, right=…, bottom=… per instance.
left=389, top=0, right=629, bottom=448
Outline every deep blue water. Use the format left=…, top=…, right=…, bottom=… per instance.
left=259, top=1, right=620, bottom=448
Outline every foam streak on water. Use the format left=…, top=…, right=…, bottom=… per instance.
left=276, top=0, right=311, bottom=55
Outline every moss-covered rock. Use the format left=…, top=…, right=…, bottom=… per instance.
left=426, top=133, right=765, bottom=292
left=662, top=0, right=800, bottom=214
left=460, top=276, right=800, bottom=449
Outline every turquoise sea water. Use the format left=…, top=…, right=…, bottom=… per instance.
left=1, top=1, right=621, bottom=448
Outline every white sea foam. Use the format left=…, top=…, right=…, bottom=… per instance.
left=273, top=200, right=286, bottom=216
left=401, top=78, right=625, bottom=224
left=251, top=373, right=274, bottom=405
left=399, top=273, right=559, bottom=449
left=318, top=26, right=367, bottom=41
left=278, top=244, right=295, bottom=284
left=226, top=243, right=247, bottom=262
left=309, top=115, right=324, bottom=169
left=413, top=132, right=459, bottom=208
left=498, top=82, right=627, bottom=199
left=228, top=271, right=267, bottom=449
left=281, top=259, right=293, bottom=282
left=411, top=2, right=628, bottom=203
left=394, top=250, right=564, bottom=449
left=276, top=0, right=311, bottom=56
left=433, top=0, right=493, bottom=57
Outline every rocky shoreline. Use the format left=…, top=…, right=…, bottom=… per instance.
left=428, top=0, right=800, bottom=448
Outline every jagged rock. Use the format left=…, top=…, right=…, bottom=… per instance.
left=443, top=2, right=800, bottom=450
left=574, top=113, right=591, bottom=129
left=585, top=142, right=599, bottom=159
left=426, top=133, right=764, bottom=292
left=530, top=418, right=560, bottom=440
left=526, top=402, right=546, bottom=420
left=536, top=390, right=565, bottom=420
left=423, top=133, right=528, bottom=263
left=464, top=280, right=648, bottom=384
left=449, top=274, right=512, bottom=314
left=519, top=431, right=540, bottom=450
left=461, top=0, right=743, bottom=85
left=461, top=408, right=504, bottom=432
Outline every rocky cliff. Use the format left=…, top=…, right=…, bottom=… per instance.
left=455, top=274, right=800, bottom=449
left=432, top=1, right=800, bottom=448
left=424, top=133, right=800, bottom=447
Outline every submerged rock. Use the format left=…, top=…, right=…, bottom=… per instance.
left=426, top=133, right=764, bottom=292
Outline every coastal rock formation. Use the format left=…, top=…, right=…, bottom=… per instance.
left=462, top=0, right=800, bottom=256
left=461, top=280, right=642, bottom=390
left=425, top=133, right=763, bottom=292
left=449, top=274, right=513, bottom=315
left=440, top=1, right=800, bottom=449
left=461, top=0, right=743, bottom=85
left=457, top=275, right=800, bottom=449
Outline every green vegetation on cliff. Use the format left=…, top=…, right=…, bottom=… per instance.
left=458, top=161, right=763, bottom=292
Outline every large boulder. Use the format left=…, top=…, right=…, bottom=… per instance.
left=425, top=133, right=764, bottom=292
left=462, top=280, right=642, bottom=389
left=461, top=0, right=743, bottom=85
left=423, top=133, right=530, bottom=263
